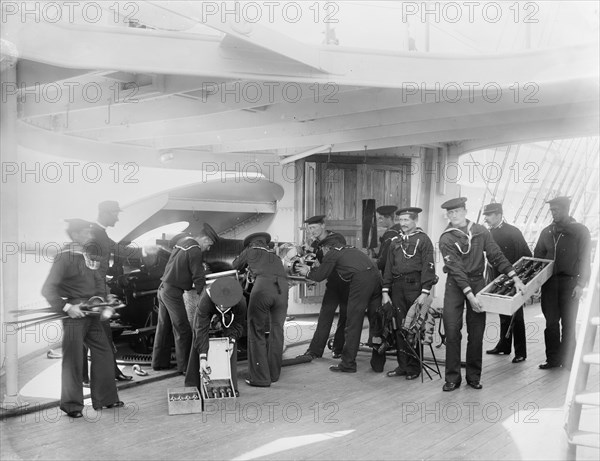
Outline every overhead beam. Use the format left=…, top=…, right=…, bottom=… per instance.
left=164, top=198, right=276, bottom=214
left=5, top=20, right=598, bottom=88
left=141, top=100, right=600, bottom=150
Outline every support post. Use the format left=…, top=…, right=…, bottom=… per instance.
left=1, top=40, right=29, bottom=409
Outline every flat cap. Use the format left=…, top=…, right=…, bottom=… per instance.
left=376, top=205, right=398, bottom=216
left=243, top=232, right=271, bottom=248
left=546, top=196, right=571, bottom=208
left=202, top=222, right=220, bottom=243
left=169, top=232, right=191, bottom=248
left=209, top=277, right=243, bottom=308
left=441, top=197, right=467, bottom=211
left=98, top=200, right=122, bottom=213
left=304, top=215, right=326, bottom=225
left=319, top=233, right=346, bottom=248
left=482, top=202, right=503, bottom=215
left=65, top=218, right=94, bottom=234
left=396, top=207, right=423, bottom=216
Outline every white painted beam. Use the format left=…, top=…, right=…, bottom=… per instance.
left=141, top=100, right=600, bottom=150
left=6, top=20, right=598, bottom=88
left=164, top=198, right=276, bottom=214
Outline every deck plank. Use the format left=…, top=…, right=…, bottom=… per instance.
left=1, top=302, right=598, bottom=460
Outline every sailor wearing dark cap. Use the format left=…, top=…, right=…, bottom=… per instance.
left=375, top=205, right=402, bottom=272
left=232, top=232, right=289, bottom=387
left=185, top=277, right=246, bottom=395
left=82, top=201, right=136, bottom=382
left=41, top=220, right=123, bottom=418
left=439, top=197, right=526, bottom=391
left=297, top=215, right=349, bottom=361
left=534, top=196, right=591, bottom=369
left=381, top=207, right=436, bottom=379
left=482, top=202, right=532, bottom=363
left=152, top=228, right=214, bottom=373
left=296, top=234, right=382, bottom=373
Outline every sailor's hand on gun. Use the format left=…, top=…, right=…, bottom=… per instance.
left=106, top=294, right=119, bottom=305
left=382, top=293, right=391, bottom=305
left=65, top=303, right=85, bottom=319
left=296, top=264, right=310, bottom=277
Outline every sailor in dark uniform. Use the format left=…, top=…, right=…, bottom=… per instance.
left=483, top=202, right=532, bottom=363
left=84, top=200, right=133, bottom=383
left=152, top=229, right=214, bottom=373
left=298, top=215, right=348, bottom=360
left=439, top=197, right=525, bottom=391
left=382, top=207, right=436, bottom=379
left=232, top=232, right=289, bottom=387
left=534, top=196, right=591, bottom=370
left=375, top=205, right=402, bottom=272
left=185, top=277, right=246, bottom=394
left=297, top=234, right=382, bottom=373
left=41, top=219, right=123, bottom=418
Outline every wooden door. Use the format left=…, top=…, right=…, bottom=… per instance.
left=301, top=157, right=411, bottom=302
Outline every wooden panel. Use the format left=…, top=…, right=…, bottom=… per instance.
left=301, top=157, right=411, bottom=302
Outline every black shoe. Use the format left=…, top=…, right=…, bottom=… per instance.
left=406, top=373, right=420, bottom=380
left=486, top=348, right=510, bottom=355
left=66, top=410, right=83, bottom=418
left=467, top=381, right=483, bottom=389
left=296, top=351, right=319, bottom=361
left=332, top=351, right=342, bottom=359
left=153, top=364, right=176, bottom=371
left=442, top=382, right=461, bottom=392
left=244, top=379, right=270, bottom=388
left=386, top=370, right=407, bottom=378
left=512, top=356, right=526, bottom=363
left=329, top=365, right=356, bottom=373
left=539, top=361, right=562, bottom=369
left=116, top=373, right=133, bottom=381
left=106, top=401, right=125, bottom=409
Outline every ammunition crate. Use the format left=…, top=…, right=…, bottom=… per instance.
left=477, top=257, right=554, bottom=315
left=167, top=387, right=202, bottom=415
left=200, top=338, right=237, bottom=409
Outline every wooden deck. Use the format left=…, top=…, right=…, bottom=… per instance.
left=1, top=302, right=598, bottom=461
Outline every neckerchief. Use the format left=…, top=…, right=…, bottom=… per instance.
left=396, top=228, right=423, bottom=259
left=442, top=221, right=474, bottom=255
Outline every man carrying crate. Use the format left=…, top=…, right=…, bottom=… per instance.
left=483, top=202, right=532, bottom=364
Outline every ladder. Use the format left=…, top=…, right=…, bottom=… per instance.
left=564, top=237, right=600, bottom=459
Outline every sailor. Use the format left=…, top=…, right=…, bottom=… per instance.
left=375, top=205, right=402, bottom=272
left=297, top=215, right=348, bottom=361
left=297, top=233, right=382, bottom=373
left=185, top=277, right=246, bottom=395
left=482, top=202, right=532, bottom=363
left=41, top=219, right=123, bottom=418
left=439, top=197, right=525, bottom=391
left=533, top=196, right=591, bottom=369
left=152, top=227, right=214, bottom=373
left=84, top=200, right=133, bottom=382
left=232, top=232, right=289, bottom=387
left=382, top=207, right=436, bottom=379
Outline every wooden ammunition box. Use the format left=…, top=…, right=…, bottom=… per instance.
left=167, top=387, right=202, bottom=415
left=200, top=338, right=237, bottom=408
left=477, top=257, right=554, bottom=315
